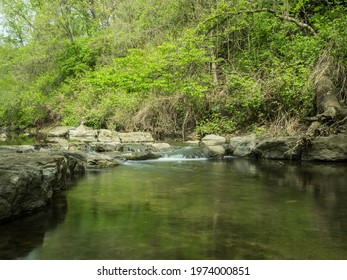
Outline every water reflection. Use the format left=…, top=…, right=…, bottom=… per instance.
left=0, top=193, right=67, bottom=259
left=231, top=159, right=347, bottom=256
left=1, top=158, right=347, bottom=260
left=0, top=132, right=38, bottom=146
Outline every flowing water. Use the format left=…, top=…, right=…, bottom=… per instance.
left=1, top=149, right=347, bottom=260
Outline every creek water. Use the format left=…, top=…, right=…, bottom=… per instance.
left=1, top=151, right=347, bottom=260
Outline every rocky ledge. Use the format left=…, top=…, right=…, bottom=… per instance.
left=1, top=126, right=347, bottom=223
left=201, top=133, right=347, bottom=161
left=0, top=126, right=170, bottom=222
left=0, top=150, right=86, bottom=222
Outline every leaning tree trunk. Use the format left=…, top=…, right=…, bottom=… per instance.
left=315, top=75, right=346, bottom=121
left=303, top=51, right=347, bottom=141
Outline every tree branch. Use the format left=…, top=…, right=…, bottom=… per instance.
left=257, top=8, right=317, bottom=35
left=200, top=8, right=317, bottom=36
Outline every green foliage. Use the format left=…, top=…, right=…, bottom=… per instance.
left=58, top=38, right=97, bottom=79
left=312, top=5, right=347, bottom=62
left=196, top=113, right=236, bottom=136
left=0, top=0, right=347, bottom=136
left=56, top=34, right=212, bottom=132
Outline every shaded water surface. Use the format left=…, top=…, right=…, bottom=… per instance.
left=1, top=158, right=347, bottom=260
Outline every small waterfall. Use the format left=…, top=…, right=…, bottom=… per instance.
left=159, top=146, right=208, bottom=161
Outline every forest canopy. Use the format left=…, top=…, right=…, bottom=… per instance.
left=0, top=0, right=346, bottom=139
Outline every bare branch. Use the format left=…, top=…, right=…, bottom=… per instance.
left=199, top=8, right=317, bottom=36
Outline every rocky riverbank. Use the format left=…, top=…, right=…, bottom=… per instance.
left=0, top=150, right=86, bottom=222
left=0, top=125, right=183, bottom=222
left=1, top=124, right=347, bottom=223
left=200, top=133, right=347, bottom=161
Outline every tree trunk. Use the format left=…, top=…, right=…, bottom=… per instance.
left=303, top=53, right=347, bottom=140
left=312, top=51, right=347, bottom=122
left=315, top=75, right=346, bottom=121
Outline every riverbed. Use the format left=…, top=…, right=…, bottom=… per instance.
left=1, top=156, right=347, bottom=260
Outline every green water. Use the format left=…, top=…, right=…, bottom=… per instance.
left=0, top=132, right=36, bottom=146
left=1, top=158, right=347, bottom=260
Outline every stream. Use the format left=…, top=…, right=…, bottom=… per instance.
left=1, top=147, right=347, bottom=259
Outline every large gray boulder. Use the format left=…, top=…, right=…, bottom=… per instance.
left=0, top=151, right=86, bottom=222
left=303, top=134, right=347, bottom=161
left=206, top=145, right=226, bottom=159
left=255, top=136, right=301, bottom=160
left=229, top=136, right=257, bottom=157
left=201, top=134, right=226, bottom=159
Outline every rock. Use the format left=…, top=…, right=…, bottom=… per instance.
left=206, top=145, right=225, bottom=159
left=68, top=142, right=92, bottom=152
left=69, top=124, right=98, bottom=142
left=303, top=134, right=347, bottom=161
left=118, top=132, right=154, bottom=143
left=0, top=145, right=36, bottom=153
left=201, top=134, right=226, bottom=146
left=90, top=141, right=122, bottom=152
left=0, top=151, right=86, bottom=222
left=97, top=129, right=120, bottom=142
left=52, top=151, right=87, bottom=179
left=149, top=143, right=172, bottom=152
left=229, top=136, right=257, bottom=157
left=45, top=138, right=69, bottom=150
left=255, top=137, right=301, bottom=160
left=47, top=126, right=75, bottom=138
left=121, top=152, right=160, bottom=161
left=86, top=153, right=119, bottom=168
